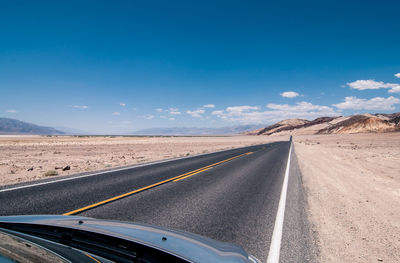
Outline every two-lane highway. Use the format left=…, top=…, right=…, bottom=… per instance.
left=0, top=141, right=315, bottom=262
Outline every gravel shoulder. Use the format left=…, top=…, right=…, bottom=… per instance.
left=294, top=133, right=400, bottom=263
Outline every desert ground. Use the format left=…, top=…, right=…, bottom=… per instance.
left=0, top=135, right=286, bottom=186
left=294, top=133, right=400, bottom=263
left=1, top=133, right=399, bottom=262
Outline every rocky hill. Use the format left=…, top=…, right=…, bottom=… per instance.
left=245, top=113, right=400, bottom=136
left=0, top=118, right=64, bottom=135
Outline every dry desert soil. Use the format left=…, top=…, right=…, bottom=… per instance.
left=294, top=133, right=400, bottom=263
left=0, top=135, right=286, bottom=186
left=1, top=134, right=399, bottom=262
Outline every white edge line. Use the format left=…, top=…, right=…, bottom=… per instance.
left=0, top=142, right=272, bottom=193
left=267, top=141, right=292, bottom=263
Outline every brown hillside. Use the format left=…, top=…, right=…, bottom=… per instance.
left=254, top=119, right=309, bottom=135
left=246, top=112, right=400, bottom=136
left=317, top=115, right=398, bottom=134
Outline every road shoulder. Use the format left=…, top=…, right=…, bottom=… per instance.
left=280, top=144, right=318, bottom=262
left=294, top=134, right=400, bottom=263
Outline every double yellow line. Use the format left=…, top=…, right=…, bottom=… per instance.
left=63, top=151, right=253, bottom=215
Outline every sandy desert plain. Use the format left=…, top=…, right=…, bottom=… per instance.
left=1, top=133, right=399, bottom=262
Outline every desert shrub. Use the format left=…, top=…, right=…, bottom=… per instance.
left=44, top=170, right=58, bottom=177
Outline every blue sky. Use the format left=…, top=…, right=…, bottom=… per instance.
left=1, top=0, right=399, bottom=133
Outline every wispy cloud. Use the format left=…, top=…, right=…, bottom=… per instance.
left=212, top=103, right=337, bottom=124
left=155, top=108, right=181, bottom=115
left=395, top=73, right=400, bottom=78
left=72, top=105, right=88, bottom=109
left=186, top=109, right=205, bottom=118
left=225, top=106, right=260, bottom=114
left=280, top=91, right=300, bottom=98
left=347, top=79, right=400, bottom=93
left=144, top=114, right=154, bottom=120
left=266, top=102, right=331, bottom=111
left=212, top=110, right=224, bottom=116
left=169, top=117, right=175, bottom=121
left=6, top=109, right=17, bottom=113
left=119, top=102, right=126, bottom=107
left=112, top=112, right=120, bottom=116
left=333, top=96, right=400, bottom=111
left=203, top=104, right=215, bottom=108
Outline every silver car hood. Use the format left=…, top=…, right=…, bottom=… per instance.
left=0, top=215, right=260, bottom=263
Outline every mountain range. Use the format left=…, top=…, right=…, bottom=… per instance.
left=245, top=113, right=400, bottom=136
left=0, top=118, right=65, bottom=135
left=2, top=113, right=400, bottom=136
left=0, top=118, right=262, bottom=135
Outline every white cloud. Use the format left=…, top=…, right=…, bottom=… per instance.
left=120, top=102, right=126, bottom=107
left=212, top=102, right=337, bottom=124
left=186, top=109, right=205, bottom=118
left=203, top=104, right=215, bottom=108
left=211, top=110, right=224, bottom=116
left=156, top=107, right=181, bottom=115
left=226, top=106, right=260, bottom=114
left=266, top=102, right=333, bottom=112
left=6, top=109, right=17, bottom=113
left=347, top=79, right=400, bottom=93
left=333, top=96, right=400, bottom=111
left=168, top=108, right=181, bottom=115
left=395, top=73, right=400, bottom=78
left=217, top=106, right=261, bottom=118
left=144, top=114, right=154, bottom=120
left=280, top=91, right=300, bottom=98
left=347, top=80, right=384, bottom=90
left=72, top=105, right=88, bottom=109
left=112, top=112, right=120, bottom=116
left=168, top=117, right=175, bottom=121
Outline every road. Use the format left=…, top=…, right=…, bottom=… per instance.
left=0, top=140, right=315, bottom=262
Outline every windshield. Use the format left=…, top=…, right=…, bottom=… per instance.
left=0, top=230, right=67, bottom=263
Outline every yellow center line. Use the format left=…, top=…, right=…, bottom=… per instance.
left=173, top=167, right=211, bottom=182
left=85, top=253, right=101, bottom=263
left=63, top=151, right=254, bottom=215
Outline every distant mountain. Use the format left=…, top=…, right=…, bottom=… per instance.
left=244, top=112, right=400, bottom=136
left=131, top=125, right=263, bottom=135
left=54, top=126, right=90, bottom=135
left=0, top=118, right=64, bottom=135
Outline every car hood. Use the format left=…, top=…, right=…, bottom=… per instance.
left=0, top=215, right=260, bottom=263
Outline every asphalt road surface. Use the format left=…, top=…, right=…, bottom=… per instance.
left=0, top=141, right=315, bottom=262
